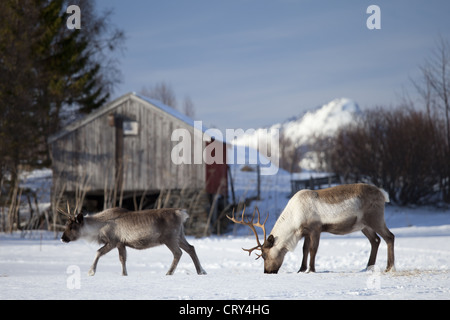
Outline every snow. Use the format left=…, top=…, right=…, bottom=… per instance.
left=282, top=97, right=361, bottom=145
left=231, top=98, right=361, bottom=171
left=1, top=205, right=450, bottom=300
left=19, top=168, right=53, bottom=204
left=135, top=93, right=209, bottom=134
left=2, top=99, right=450, bottom=300
left=233, top=97, right=361, bottom=149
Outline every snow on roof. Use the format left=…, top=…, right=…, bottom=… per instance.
left=47, top=92, right=281, bottom=172
left=48, top=92, right=209, bottom=143
left=134, top=93, right=201, bottom=130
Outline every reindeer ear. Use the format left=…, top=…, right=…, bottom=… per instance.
left=264, top=235, right=275, bottom=248
left=76, top=213, right=84, bottom=224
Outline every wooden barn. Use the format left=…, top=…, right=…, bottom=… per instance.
left=48, top=92, right=228, bottom=235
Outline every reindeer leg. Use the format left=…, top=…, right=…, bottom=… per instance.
left=362, top=227, right=380, bottom=270
left=179, top=234, right=207, bottom=275
left=117, top=243, right=128, bottom=276
left=308, top=231, right=320, bottom=273
left=89, top=243, right=114, bottom=276
left=165, top=241, right=182, bottom=275
left=376, top=224, right=395, bottom=272
left=298, top=236, right=310, bottom=273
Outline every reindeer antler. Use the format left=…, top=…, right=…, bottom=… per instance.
left=57, top=201, right=76, bottom=220
left=227, top=205, right=269, bottom=259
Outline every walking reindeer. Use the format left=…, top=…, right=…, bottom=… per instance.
left=59, top=205, right=206, bottom=276
left=228, top=183, right=395, bottom=274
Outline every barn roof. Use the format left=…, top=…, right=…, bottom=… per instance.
left=48, top=92, right=209, bottom=143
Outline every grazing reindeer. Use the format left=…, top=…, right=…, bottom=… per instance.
left=59, top=205, right=207, bottom=276
left=228, top=183, right=395, bottom=274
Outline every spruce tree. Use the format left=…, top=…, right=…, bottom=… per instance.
left=0, top=0, right=124, bottom=177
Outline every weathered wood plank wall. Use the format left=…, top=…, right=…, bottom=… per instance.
left=49, top=93, right=205, bottom=195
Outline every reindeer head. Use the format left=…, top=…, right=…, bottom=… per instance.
left=227, top=206, right=284, bottom=274
left=58, top=203, right=84, bottom=243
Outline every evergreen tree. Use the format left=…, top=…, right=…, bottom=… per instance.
left=0, top=0, right=124, bottom=179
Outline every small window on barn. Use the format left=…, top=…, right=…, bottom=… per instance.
left=123, top=120, right=139, bottom=136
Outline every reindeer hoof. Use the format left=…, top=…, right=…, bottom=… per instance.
left=365, top=265, right=376, bottom=272
left=88, top=269, right=95, bottom=276
left=385, top=266, right=396, bottom=272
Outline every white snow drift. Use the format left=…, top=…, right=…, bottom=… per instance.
left=1, top=205, right=450, bottom=300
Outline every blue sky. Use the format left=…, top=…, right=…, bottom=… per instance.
left=96, top=0, right=450, bottom=131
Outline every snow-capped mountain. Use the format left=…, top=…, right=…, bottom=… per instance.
left=282, top=98, right=361, bottom=145
left=234, top=97, right=361, bottom=148
left=232, top=98, right=361, bottom=171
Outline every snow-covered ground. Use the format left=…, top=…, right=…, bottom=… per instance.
left=1, top=205, right=450, bottom=300
left=2, top=100, right=449, bottom=300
